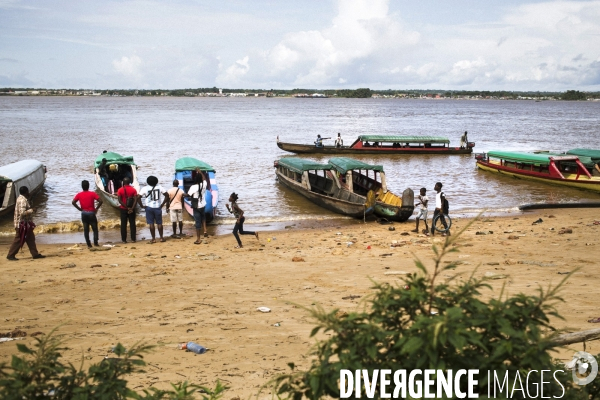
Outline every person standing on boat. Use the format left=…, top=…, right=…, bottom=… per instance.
left=72, top=180, right=103, bottom=248
left=98, top=158, right=109, bottom=187
left=431, top=182, right=450, bottom=237
left=335, top=133, right=343, bottom=148
left=315, top=134, right=323, bottom=148
left=138, top=176, right=168, bottom=243
left=6, top=186, right=45, bottom=261
left=187, top=172, right=207, bottom=244
left=166, top=179, right=185, bottom=238
left=225, top=192, right=259, bottom=249
left=117, top=177, right=138, bottom=243
left=411, top=187, right=429, bottom=236
left=460, top=131, right=468, bottom=149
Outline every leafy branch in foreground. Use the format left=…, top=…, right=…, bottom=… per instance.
left=0, top=329, right=226, bottom=400
left=270, top=223, right=600, bottom=399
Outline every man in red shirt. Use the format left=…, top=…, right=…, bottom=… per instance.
left=72, top=180, right=103, bottom=248
left=117, top=177, right=138, bottom=243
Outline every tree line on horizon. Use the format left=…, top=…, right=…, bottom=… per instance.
left=0, top=87, right=597, bottom=100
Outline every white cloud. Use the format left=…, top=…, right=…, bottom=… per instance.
left=112, top=55, right=142, bottom=78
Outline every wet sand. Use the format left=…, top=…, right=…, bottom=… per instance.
left=1, top=209, right=599, bottom=398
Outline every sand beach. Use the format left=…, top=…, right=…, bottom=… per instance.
left=1, top=208, right=599, bottom=397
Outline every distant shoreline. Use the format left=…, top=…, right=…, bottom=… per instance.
left=1, top=88, right=598, bottom=101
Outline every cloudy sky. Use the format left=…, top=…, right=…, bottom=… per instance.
left=1, top=0, right=599, bottom=90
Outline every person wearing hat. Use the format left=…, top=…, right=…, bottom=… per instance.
left=138, top=175, right=168, bottom=243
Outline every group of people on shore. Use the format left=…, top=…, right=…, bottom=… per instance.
left=6, top=170, right=259, bottom=261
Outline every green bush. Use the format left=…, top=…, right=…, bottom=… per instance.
left=272, top=228, right=600, bottom=399
left=0, top=330, right=226, bottom=400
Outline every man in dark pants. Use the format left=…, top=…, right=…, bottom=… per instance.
left=117, top=177, right=137, bottom=243
left=6, top=186, right=45, bottom=261
left=72, top=180, right=103, bottom=247
left=431, top=182, right=450, bottom=237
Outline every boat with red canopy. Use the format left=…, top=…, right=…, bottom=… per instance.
left=475, top=151, right=600, bottom=192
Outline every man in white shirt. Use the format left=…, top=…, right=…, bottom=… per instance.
left=138, top=176, right=168, bottom=243
left=431, top=182, right=450, bottom=236
left=187, top=172, right=207, bottom=244
left=335, top=132, right=343, bottom=148
left=411, top=187, right=429, bottom=235
left=460, top=131, right=468, bottom=149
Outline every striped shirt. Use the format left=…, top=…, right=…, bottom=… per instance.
left=14, top=195, right=33, bottom=228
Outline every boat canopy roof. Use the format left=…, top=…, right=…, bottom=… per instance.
left=567, top=149, right=600, bottom=162
left=358, top=135, right=450, bottom=144
left=277, top=158, right=332, bottom=174
left=487, top=151, right=581, bottom=165
left=94, top=152, right=136, bottom=167
left=175, top=157, right=215, bottom=172
left=0, top=160, right=44, bottom=182
left=329, top=157, right=384, bottom=174
left=546, top=153, right=595, bottom=167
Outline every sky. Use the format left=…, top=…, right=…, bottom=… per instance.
left=1, top=0, right=599, bottom=90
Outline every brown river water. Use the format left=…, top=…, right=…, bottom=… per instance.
left=1, top=96, right=599, bottom=242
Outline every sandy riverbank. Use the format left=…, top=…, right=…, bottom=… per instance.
left=1, top=209, right=599, bottom=398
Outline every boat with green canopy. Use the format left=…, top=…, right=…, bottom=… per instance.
left=93, top=152, right=140, bottom=208
left=475, top=151, right=600, bottom=192
left=174, top=157, right=218, bottom=222
left=276, top=134, right=474, bottom=155
left=274, top=158, right=376, bottom=218
left=328, top=157, right=415, bottom=222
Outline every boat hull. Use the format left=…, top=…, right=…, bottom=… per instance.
left=374, top=188, right=415, bottom=222
left=94, top=167, right=141, bottom=210
left=276, top=170, right=373, bottom=218
left=277, top=141, right=473, bottom=155
left=0, top=160, right=46, bottom=218
left=476, top=161, right=600, bottom=193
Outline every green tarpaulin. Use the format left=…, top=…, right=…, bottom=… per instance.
left=277, top=158, right=331, bottom=174
left=175, top=157, right=215, bottom=172
left=358, top=135, right=450, bottom=144
left=329, top=157, right=384, bottom=174
left=486, top=151, right=585, bottom=166
left=567, top=149, right=600, bottom=162
left=94, top=152, right=135, bottom=167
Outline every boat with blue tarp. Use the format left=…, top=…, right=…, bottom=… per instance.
left=174, top=157, right=219, bottom=223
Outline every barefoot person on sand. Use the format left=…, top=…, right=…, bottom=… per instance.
left=138, top=176, right=168, bottom=243
left=431, top=182, right=450, bottom=237
left=117, top=177, right=137, bottom=243
left=411, top=187, right=429, bottom=235
left=187, top=172, right=207, bottom=244
left=72, top=180, right=103, bottom=247
left=166, top=179, right=185, bottom=238
left=225, top=192, right=259, bottom=249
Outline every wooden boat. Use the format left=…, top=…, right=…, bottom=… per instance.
left=274, top=158, right=375, bottom=218
left=328, top=157, right=415, bottom=222
left=93, top=152, right=140, bottom=208
left=0, top=160, right=46, bottom=218
left=174, top=157, right=218, bottom=223
left=277, top=135, right=474, bottom=155
left=475, top=151, right=600, bottom=192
